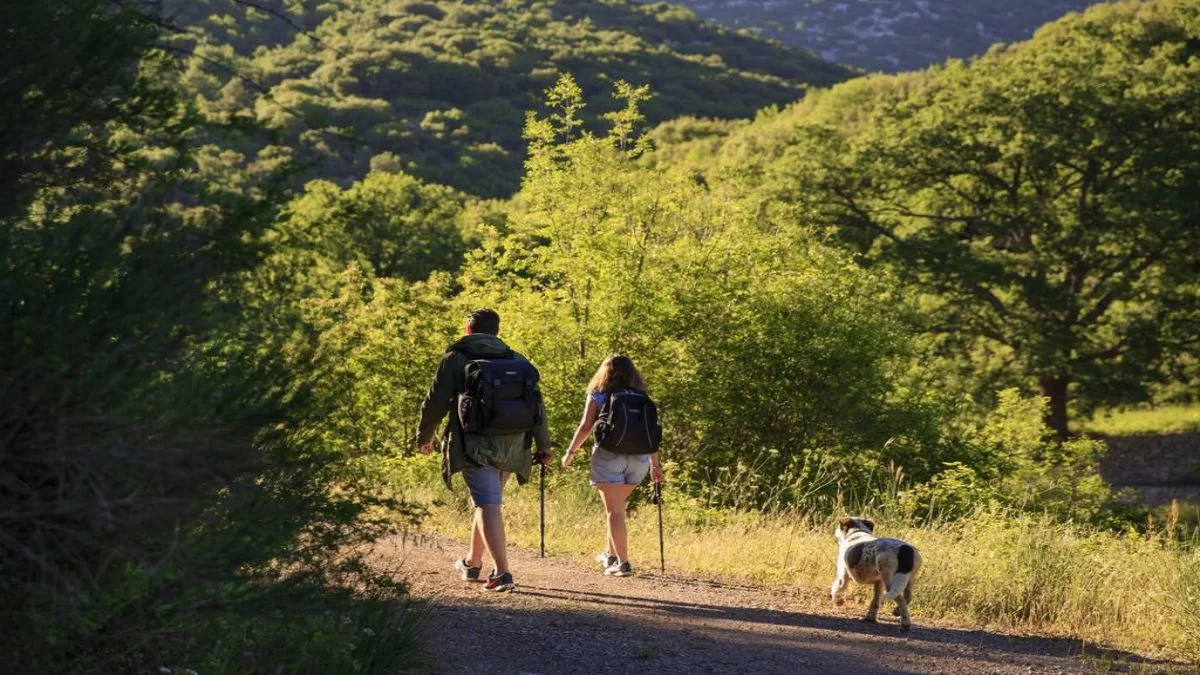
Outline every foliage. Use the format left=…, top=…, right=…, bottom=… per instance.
left=462, top=76, right=953, bottom=506
left=0, top=0, right=176, bottom=221
left=803, top=0, right=1200, bottom=434
left=158, top=0, right=851, bottom=197
left=265, top=77, right=962, bottom=516
left=8, top=0, right=1196, bottom=668
left=899, top=390, right=1131, bottom=525
left=657, top=0, right=1200, bottom=434
left=292, top=267, right=460, bottom=464
left=1, top=2, right=428, bottom=672
left=154, top=589, right=423, bottom=675
left=292, top=77, right=1151, bottom=526
left=279, top=170, right=468, bottom=281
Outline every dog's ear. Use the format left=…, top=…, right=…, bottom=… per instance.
left=860, top=518, right=876, bottom=533
left=837, top=516, right=855, bottom=531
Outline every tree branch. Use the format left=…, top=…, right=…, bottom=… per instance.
left=1077, top=248, right=1167, bottom=326
left=969, top=284, right=1010, bottom=319
left=1070, top=338, right=1130, bottom=365
left=824, top=185, right=902, bottom=243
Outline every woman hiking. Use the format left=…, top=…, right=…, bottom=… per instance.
left=561, top=355, right=664, bottom=577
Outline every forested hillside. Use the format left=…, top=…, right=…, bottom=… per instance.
left=5, top=0, right=1200, bottom=672
left=161, top=0, right=848, bottom=196
left=676, top=0, right=1096, bottom=72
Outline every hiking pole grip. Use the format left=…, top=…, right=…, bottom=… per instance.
left=655, top=482, right=664, bottom=574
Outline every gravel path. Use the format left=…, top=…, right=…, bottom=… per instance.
left=375, top=534, right=1179, bottom=674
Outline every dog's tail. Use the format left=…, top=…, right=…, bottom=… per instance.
left=883, top=544, right=917, bottom=602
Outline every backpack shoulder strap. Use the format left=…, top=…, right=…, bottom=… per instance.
left=449, top=346, right=515, bottom=360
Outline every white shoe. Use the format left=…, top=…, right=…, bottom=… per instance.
left=604, top=560, right=633, bottom=577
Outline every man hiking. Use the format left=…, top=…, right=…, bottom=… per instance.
left=417, top=309, right=551, bottom=592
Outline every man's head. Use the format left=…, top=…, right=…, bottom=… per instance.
left=465, top=308, right=500, bottom=336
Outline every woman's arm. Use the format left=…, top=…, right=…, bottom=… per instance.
left=561, top=397, right=600, bottom=468
left=649, top=452, right=664, bottom=483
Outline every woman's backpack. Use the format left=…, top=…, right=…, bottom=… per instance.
left=457, top=351, right=542, bottom=435
left=595, top=390, right=661, bottom=455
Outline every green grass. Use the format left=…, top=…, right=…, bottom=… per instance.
left=1081, top=404, right=1200, bottom=436
left=389, top=455, right=1200, bottom=664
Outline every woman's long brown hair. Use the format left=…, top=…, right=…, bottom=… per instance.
left=587, top=354, right=646, bottom=394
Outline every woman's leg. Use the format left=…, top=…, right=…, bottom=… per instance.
left=598, top=483, right=637, bottom=561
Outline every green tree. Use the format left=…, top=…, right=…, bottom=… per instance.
left=294, top=267, right=459, bottom=461
left=461, top=77, right=948, bottom=504
left=0, top=0, right=172, bottom=220
left=279, top=170, right=468, bottom=281
left=774, top=0, right=1200, bottom=434
left=1, top=3, right=425, bottom=670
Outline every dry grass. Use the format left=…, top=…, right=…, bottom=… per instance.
left=391, top=456, right=1200, bottom=663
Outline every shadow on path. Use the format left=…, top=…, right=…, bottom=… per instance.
left=509, top=582, right=1172, bottom=672
left=390, top=536, right=1184, bottom=674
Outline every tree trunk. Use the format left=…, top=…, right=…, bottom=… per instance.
left=1039, top=375, right=1070, bottom=438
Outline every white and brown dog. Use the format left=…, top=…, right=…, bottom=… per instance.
left=831, top=516, right=922, bottom=630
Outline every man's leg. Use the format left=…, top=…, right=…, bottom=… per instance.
left=478, top=503, right=509, bottom=574
left=462, top=466, right=507, bottom=572
left=482, top=471, right=513, bottom=573
left=464, top=467, right=511, bottom=575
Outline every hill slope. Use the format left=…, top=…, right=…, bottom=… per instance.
left=164, top=0, right=851, bottom=196
left=674, top=0, right=1097, bottom=72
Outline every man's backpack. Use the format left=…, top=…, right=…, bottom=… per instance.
left=594, top=390, right=661, bottom=455
left=456, top=350, right=542, bottom=435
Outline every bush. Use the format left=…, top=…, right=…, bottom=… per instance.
left=899, top=390, right=1133, bottom=527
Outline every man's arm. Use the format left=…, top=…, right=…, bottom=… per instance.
left=416, top=353, right=455, bottom=450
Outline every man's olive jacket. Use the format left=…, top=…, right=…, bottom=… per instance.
left=416, top=334, right=551, bottom=489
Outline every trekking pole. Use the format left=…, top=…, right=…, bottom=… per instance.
left=654, top=481, right=665, bottom=574
left=539, top=457, right=547, bottom=558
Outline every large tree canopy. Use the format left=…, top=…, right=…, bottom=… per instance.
left=756, top=0, right=1200, bottom=434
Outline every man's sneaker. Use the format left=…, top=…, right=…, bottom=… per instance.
left=595, top=552, right=617, bottom=570
left=604, top=560, right=632, bottom=577
left=454, top=558, right=482, bottom=582
left=482, top=571, right=516, bottom=592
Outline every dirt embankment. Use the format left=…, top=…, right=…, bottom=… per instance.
left=376, top=534, right=1182, bottom=674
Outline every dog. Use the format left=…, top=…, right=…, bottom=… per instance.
left=830, top=516, right=922, bottom=630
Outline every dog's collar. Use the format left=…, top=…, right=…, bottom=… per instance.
left=841, top=530, right=876, bottom=546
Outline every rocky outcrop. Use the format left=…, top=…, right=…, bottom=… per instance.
left=1098, top=432, right=1200, bottom=505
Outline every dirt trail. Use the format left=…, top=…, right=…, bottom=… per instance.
left=375, top=535, right=1174, bottom=674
